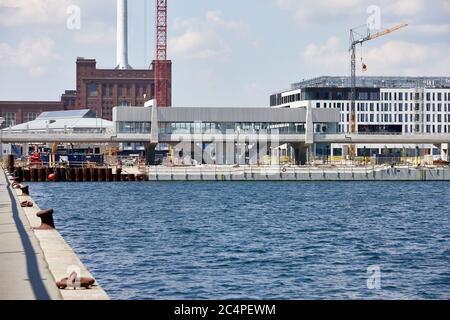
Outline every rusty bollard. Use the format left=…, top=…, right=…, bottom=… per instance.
left=20, top=200, right=34, bottom=208
left=34, top=209, right=55, bottom=230
left=20, top=185, right=30, bottom=196
left=56, top=272, right=95, bottom=290
left=13, top=177, right=23, bottom=184
left=12, top=181, right=21, bottom=189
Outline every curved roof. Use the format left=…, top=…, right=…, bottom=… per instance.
left=3, top=109, right=112, bottom=133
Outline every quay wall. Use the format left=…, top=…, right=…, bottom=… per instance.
left=3, top=167, right=109, bottom=300
left=148, top=166, right=450, bottom=182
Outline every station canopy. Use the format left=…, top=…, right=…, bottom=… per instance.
left=2, top=109, right=113, bottom=133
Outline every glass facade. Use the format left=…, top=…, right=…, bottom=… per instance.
left=116, top=121, right=340, bottom=135
left=117, top=122, right=151, bottom=134
left=159, top=122, right=307, bottom=135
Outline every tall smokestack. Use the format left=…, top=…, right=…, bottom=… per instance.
left=116, top=0, right=131, bottom=69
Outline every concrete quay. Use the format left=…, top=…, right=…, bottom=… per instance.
left=148, top=165, right=450, bottom=181
left=0, top=167, right=109, bottom=300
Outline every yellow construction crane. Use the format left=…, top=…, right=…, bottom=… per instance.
left=348, top=23, right=408, bottom=158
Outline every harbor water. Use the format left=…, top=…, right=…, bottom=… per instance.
left=29, top=182, right=450, bottom=300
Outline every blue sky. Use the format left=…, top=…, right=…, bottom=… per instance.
left=0, top=0, right=449, bottom=107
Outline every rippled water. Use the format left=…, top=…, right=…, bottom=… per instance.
left=28, top=182, right=450, bottom=300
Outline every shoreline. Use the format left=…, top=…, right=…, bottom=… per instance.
left=1, top=166, right=109, bottom=300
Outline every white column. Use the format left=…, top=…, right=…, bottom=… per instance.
left=116, top=0, right=131, bottom=69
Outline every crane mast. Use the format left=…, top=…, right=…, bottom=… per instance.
left=155, top=0, right=168, bottom=107
left=348, top=23, right=408, bottom=158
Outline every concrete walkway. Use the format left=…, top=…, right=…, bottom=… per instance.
left=0, top=168, right=61, bottom=300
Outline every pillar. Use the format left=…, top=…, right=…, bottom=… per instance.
left=145, top=143, right=156, bottom=165
left=291, top=143, right=308, bottom=165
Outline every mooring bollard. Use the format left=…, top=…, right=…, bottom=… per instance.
left=34, top=209, right=55, bottom=230
left=7, top=154, right=14, bottom=173
left=20, top=185, right=30, bottom=196
left=20, top=200, right=34, bottom=208
left=56, top=272, right=95, bottom=290
left=24, top=169, right=31, bottom=182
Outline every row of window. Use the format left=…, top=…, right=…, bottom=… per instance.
left=115, top=121, right=340, bottom=135
left=87, top=82, right=153, bottom=98
left=275, top=90, right=450, bottom=106
left=1, top=112, right=38, bottom=128
left=338, top=124, right=450, bottom=134
left=349, top=113, right=450, bottom=124
left=317, top=102, right=450, bottom=112
left=382, top=91, right=450, bottom=102
left=158, top=122, right=309, bottom=135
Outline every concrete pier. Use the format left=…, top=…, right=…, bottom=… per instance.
left=148, top=165, right=450, bottom=181
left=0, top=166, right=109, bottom=300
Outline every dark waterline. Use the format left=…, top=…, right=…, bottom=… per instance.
left=29, top=182, right=450, bottom=300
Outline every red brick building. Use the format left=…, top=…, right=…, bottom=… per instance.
left=0, top=57, right=172, bottom=127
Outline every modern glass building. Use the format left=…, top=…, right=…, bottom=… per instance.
left=270, top=76, right=450, bottom=159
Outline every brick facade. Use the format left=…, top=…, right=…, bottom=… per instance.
left=0, top=101, right=64, bottom=128
left=0, top=57, right=172, bottom=125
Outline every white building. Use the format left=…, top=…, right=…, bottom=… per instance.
left=270, top=76, right=450, bottom=160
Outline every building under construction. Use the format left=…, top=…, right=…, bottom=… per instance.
left=270, top=76, right=450, bottom=159
left=0, top=0, right=172, bottom=127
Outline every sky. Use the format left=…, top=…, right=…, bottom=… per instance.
left=0, top=0, right=449, bottom=107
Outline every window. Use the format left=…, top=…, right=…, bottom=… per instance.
left=1, top=112, right=16, bottom=128
left=126, top=83, right=131, bottom=96
left=358, top=92, right=369, bottom=100
left=87, top=82, right=98, bottom=97
left=102, top=83, right=107, bottom=97
left=24, top=112, right=38, bottom=123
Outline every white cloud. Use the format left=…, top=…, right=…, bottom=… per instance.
left=0, top=37, right=59, bottom=76
left=275, top=0, right=450, bottom=25
left=412, top=24, right=450, bottom=35
left=73, top=22, right=115, bottom=45
left=0, top=0, right=114, bottom=27
left=302, top=36, right=450, bottom=76
left=383, top=0, right=426, bottom=17
left=303, top=36, right=348, bottom=74
left=170, top=10, right=248, bottom=60
left=0, top=0, right=71, bottom=27
left=275, top=0, right=366, bottom=25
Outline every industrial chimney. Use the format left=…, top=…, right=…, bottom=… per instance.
left=116, top=0, right=131, bottom=69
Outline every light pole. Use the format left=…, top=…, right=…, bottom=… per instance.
left=0, top=117, right=4, bottom=162
left=235, top=126, right=241, bottom=167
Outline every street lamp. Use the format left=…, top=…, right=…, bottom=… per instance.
left=326, top=145, right=330, bottom=164
left=0, top=117, right=4, bottom=161
left=363, top=146, right=367, bottom=165
left=416, top=146, right=420, bottom=166
left=235, top=126, right=241, bottom=167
